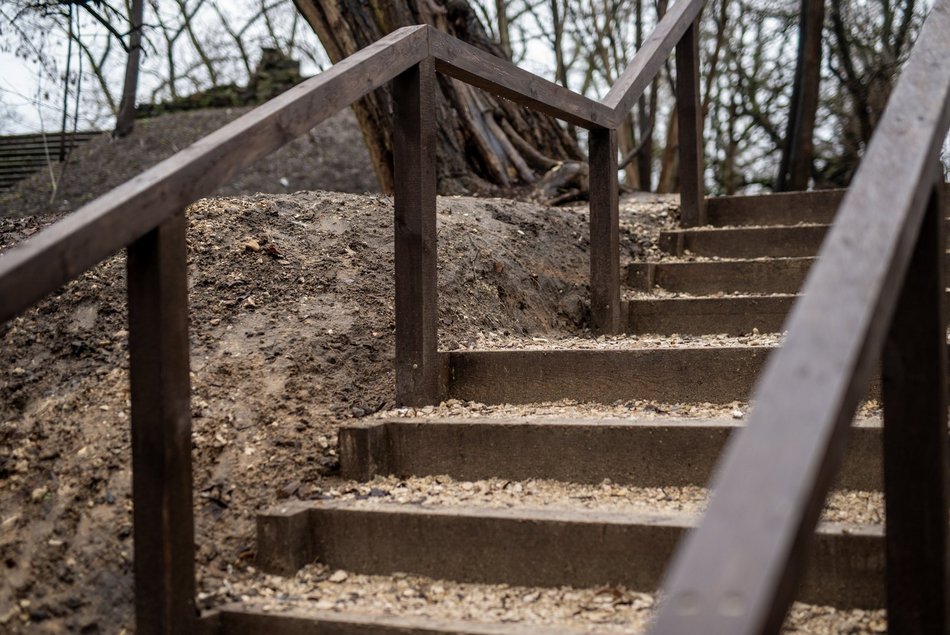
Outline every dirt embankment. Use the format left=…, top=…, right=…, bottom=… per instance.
left=0, top=189, right=675, bottom=632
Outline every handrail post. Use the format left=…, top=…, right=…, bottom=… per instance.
left=589, top=127, right=622, bottom=334
left=126, top=210, right=196, bottom=635
left=881, top=175, right=949, bottom=633
left=676, top=16, right=706, bottom=227
left=393, top=58, right=441, bottom=405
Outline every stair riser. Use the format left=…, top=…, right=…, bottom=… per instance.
left=446, top=348, right=777, bottom=404
left=446, top=345, right=950, bottom=403
left=257, top=503, right=884, bottom=609
left=623, top=296, right=794, bottom=335
left=706, top=190, right=844, bottom=227
left=340, top=420, right=885, bottom=490
left=659, top=222, right=950, bottom=258
left=630, top=258, right=950, bottom=296
left=624, top=291, right=950, bottom=337
left=659, top=226, right=830, bottom=258
left=627, top=259, right=813, bottom=294
left=705, top=185, right=950, bottom=227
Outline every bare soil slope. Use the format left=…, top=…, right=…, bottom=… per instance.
left=0, top=190, right=673, bottom=632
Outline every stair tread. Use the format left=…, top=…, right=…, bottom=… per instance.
left=255, top=497, right=887, bottom=608
left=340, top=415, right=886, bottom=490
left=298, top=475, right=883, bottom=533
left=207, top=597, right=885, bottom=635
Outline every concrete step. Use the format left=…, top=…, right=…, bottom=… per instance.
left=443, top=341, right=950, bottom=403
left=660, top=221, right=950, bottom=258
left=340, top=417, right=885, bottom=491
left=659, top=225, right=830, bottom=258
left=443, top=347, right=773, bottom=404
left=623, top=296, right=793, bottom=335
left=627, top=258, right=813, bottom=294
left=622, top=291, right=950, bottom=339
left=256, top=501, right=885, bottom=609
left=706, top=190, right=844, bottom=227
left=705, top=185, right=950, bottom=227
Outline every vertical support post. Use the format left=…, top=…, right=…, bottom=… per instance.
left=589, top=127, right=622, bottom=334
left=127, top=211, right=196, bottom=635
left=393, top=58, right=440, bottom=405
left=881, top=179, right=949, bottom=633
left=676, top=18, right=706, bottom=227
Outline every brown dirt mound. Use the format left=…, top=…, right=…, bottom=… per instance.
left=0, top=189, right=661, bottom=632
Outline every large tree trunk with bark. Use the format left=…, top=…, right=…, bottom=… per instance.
left=292, top=0, right=584, bottom=196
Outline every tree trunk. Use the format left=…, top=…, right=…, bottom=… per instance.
left=291, top=0, right=583, bottom=196
left=114, top=0, right=144, bottom=138
left=657, top=106, right=678, bottom=193
left=495, top=0, right=511, bottom=59
left=618, top=113, right=640, bottom=188
left=777, top=0, right=824, bottom=191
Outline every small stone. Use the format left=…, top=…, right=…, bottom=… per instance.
left=522, top=590, right=541, bottom=603
left=731, top=408, right=744, bottom=420
left=241, top=239, right=261, bottom=252
left=31, top=487, right=48, bottom=502
left=328, top=570, right=349, bottom=583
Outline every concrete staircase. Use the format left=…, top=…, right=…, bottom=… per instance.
left=0, top=131, right=100, bottom=190
left=199, top=190, right=900, bottom=633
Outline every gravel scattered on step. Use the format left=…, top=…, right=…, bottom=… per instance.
left=458, top=331, right=785, bottom=350
left=785, top=604, right=887, bottom=634
left=203, top=564, right=885, bottom=634
left=371, top=398, right=749, bottom=420
left=623, top=289, right=799, bottom=300
left=309, top=475, right=884, bottom=525
left=370, top=398, right=883, bottom=422
left=203, top=565, right=656, bottom=633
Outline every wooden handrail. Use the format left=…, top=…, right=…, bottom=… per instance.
left=0, top=25, right=429, bottom=325
left=649, top=0, right=950, bottom=632
left=429, top=30, right=613, bottom=128
left=0, top=7, right=708, bottom=633
left=1, top=5, right=707, bottom=330
left=603, top=0, right=706, bottom=117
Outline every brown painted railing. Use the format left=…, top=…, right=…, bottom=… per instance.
left=0, top=5, right=705, bottom=633
left=650, top=1, right=950, bottom=633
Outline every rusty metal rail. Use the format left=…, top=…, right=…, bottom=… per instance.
left=0, top=8, right=705, bottom=634
left=649, top=0, right=950, bottom=633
